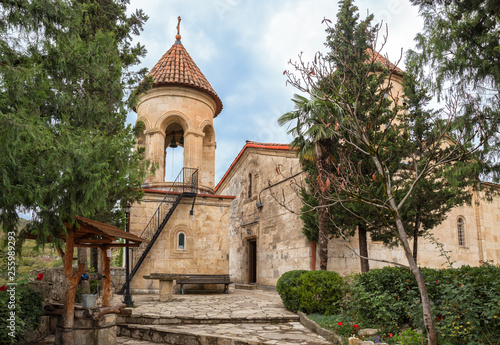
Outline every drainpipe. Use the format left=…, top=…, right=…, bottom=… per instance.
left=311, top=242, right=316, bottom=271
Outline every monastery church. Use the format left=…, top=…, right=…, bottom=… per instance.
left=126, top=26, right=500, bottom=293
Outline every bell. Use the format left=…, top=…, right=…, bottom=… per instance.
left=178, top=136, right=184, bottom=146
left=169, top=136, right=177, bottom=148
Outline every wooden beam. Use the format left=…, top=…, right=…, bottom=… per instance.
left=74, top=243, right=140, bottom=248
left=75, top=238, right=113, bottom=244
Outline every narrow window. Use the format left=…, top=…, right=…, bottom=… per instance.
left=178, top=232, right=185, bottom=250
left=248, top=173, right=252, bottom=198
left=457, top=217, right=466, bottom=247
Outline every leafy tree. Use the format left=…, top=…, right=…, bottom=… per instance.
left=284, top=0, right=498, bottom=343
left=409, top=0, right=500, bottom=90
left=278, top=94, right=342, bottom=270
left=0, top=0, right=150, bottom=343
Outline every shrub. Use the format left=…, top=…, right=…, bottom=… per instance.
left=351, top=263, right=500, bottom=344
left=276, top=270, right=345, bottom=315
left=0, top=281, right=44, bottom=343
left=351, top=266, right=418, bottom=333
left=297, top=270, right=345, bottom=315
left=276, top=270, right=308, bottom=312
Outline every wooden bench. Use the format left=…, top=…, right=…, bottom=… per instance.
left=176, top=274, right=233, bottom=294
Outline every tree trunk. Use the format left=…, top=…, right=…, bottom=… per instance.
left=316, top=141, right=329, bottom=271
left=395, top=214, right=437, bottom=345
left=90, top=247, right=98, bottom=273
left=358, top=224, right=370, bottom=272
left=413, top=204, right=421, bottom=263
left=78, top=248, right=90, bottom=294
left=318, top=197, right=329, bottom=270
left=372, top=156, right=437, bottom=345
left=60, top=228, right=86, bottom=345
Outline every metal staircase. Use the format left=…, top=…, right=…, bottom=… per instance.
left=119, top=168, right=198, bottom=294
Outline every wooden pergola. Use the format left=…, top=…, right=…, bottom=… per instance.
left=28, top=216, right=147, bottom=344
left=28, top=215, right=146, bottom=307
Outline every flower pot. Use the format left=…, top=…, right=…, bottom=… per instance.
left=82, top=294, right=98, bottom=308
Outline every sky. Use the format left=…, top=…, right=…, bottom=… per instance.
left=126, top=0, right=424, bottom=185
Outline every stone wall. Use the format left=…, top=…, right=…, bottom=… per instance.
left=29, top=267, right=126, bottom=303
left=129, top=190, right=233, bottom=292
left=217, top=143, right=500, bottom=286
left=218, top=146, right=311, bottom=286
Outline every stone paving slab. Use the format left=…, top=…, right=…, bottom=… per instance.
left=118, top=322, right=332, bottom=345
left=115, top=288, right=300, bottom=325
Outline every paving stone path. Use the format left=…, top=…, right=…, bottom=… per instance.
left=116, top=288, right=332, bottom=344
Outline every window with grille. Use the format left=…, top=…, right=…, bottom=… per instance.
left=457, top=217, right=466, bottom=247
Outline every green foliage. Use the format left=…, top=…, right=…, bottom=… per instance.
left=297, top=270, right=345, bottom=315
left=0, top=281, right=44, bottom=343
left=394, top=328, right=424, bottom=345
left=0, top=0, right=151, bottom=242
left=351, top=264, right=500, bottom=344
left=277, top=270, right=345, bottom=315
left=276, top=270, right=308, bottom=312
left=351, top=267, right=417, bottom=333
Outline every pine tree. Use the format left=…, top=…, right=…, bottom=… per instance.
left=283, top=0, right=500, bottom=342
left=0, top=1, right=150, bottom=343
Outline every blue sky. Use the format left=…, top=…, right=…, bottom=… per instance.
left=127, top=0, right=423, bottom=184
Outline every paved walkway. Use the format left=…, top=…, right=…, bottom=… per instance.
left=115, top=288, right=332, bottom=344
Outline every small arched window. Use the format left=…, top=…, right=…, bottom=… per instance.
left=248, top=173, right=252, bottom=198
left=457, top=217, right=466, bottom=247
left=177, top=232, right=186, bottom=250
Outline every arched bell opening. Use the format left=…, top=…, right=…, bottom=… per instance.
left=201, top=124, right=216, bottom=189
left=164, top=122, right=185, bottom=182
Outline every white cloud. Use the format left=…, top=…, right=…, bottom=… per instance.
left=127, top=0, right=424, bottom=185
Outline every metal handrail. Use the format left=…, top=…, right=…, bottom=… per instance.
left=123, top=168, right=198, bottom=291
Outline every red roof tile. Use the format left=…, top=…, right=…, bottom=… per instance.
left=148, top=41, right=223, bottom=116
left=368, top=49, right=404, bottom=75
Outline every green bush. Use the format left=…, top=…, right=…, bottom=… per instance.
left=351, top=266, right=418, bottom=333
left=276, top=270, right=345, bottom=315
left=0, top=281, right=44, bottom=343
left=297, top=270, right=345, bottom=315
left=276, top=270, right=308, bottom=312
left=351, top=264, right=500, bottom=344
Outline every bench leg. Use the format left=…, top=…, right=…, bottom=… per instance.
left=159, top=280, right=174, bottom=302
left=180, top=284, right=184, bottom=295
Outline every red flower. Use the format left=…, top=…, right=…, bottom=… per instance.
left=0, top=285, right=6, bottom=291
left=354, top=324, right=359, bottom=330
left=338, top=322, right=342, bottom=326
left=435, top=279, right=439, bottom=284
left=389, top=333, right=393, bottom=337
left=37, top=273, right=44, bottom=281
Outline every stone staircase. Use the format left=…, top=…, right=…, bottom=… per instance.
left=115, top=290, right=333, bottom=345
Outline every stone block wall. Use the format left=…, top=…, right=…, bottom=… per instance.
left=29, top=267, right=126, bottom=303
left=129, top=191, right=233, bottom=292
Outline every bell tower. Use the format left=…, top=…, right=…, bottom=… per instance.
left=135, top=17, right=222, bottom=193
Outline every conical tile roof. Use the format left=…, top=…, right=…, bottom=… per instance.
left=148, top=40, right=223, bottom=117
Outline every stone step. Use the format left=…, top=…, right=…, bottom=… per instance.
left=118, top=312, right=299, bottom=326
left=234, top=284, right=258, bottom=290
left=118, top=322, right=331, bottom=345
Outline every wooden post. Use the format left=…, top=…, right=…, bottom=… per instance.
left=61, top=228, right=85, bottom=345
left=100, top=245, right=112, bottom=307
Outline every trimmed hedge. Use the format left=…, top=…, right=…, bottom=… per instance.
left=276, top=270, right=344, bottom=315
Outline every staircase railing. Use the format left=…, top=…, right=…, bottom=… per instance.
left=119, top=168, right=198, bottom=294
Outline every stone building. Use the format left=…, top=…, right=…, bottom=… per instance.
left=128, top=29, right=234, bottom=293
left=128, top=26, right=500, bottom=291
left=216, top=141, right=500, bottom=286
